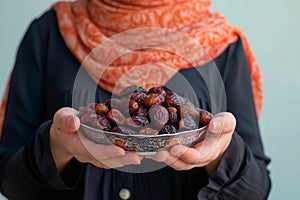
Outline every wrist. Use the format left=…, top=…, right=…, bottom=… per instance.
left=204, top=152, right=224, bottom=176
left=50, top=125, right=73, bottom=172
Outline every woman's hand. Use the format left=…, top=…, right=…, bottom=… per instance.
left=50, top=107, right=142, bottom=172
left=147, top=112, right=236, bottom=175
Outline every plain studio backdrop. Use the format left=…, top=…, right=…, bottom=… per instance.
left=0, top=1, right=299, bottom=199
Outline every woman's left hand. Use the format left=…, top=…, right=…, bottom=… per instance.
left=147, top=112, right=236, bottom=175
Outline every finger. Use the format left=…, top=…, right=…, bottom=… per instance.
left=100, top=152, right=143, bottom=168
left=75, top=154, right=111, bottom=169
left=170, top=129, right=230, bottom=164
left=169, top=145, right=202, bottom=164
left=149, top=150, right=196, bottom=171
left=170, top=145, right=216, bottom=165
left=195, top=131, right=232, bottom=159
left=53, top=107, right=80, bottom=133
left=168, top=159, right=196, bottom=171
left=76, top=134, right=126, bottom=160
left=89, top=160, right=111, bottom=169
left=197, top=112, right=235, bottom=159
left=150, top=150, right=178, bottom=165
left=208, top=112, right=236, bottom=135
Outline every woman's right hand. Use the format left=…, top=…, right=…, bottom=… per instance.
left=49, top=107, right=142, bottom=172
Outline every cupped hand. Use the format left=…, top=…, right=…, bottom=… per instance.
left=50, top=107, right=142, bottom=172
left=147, top=112, right=236, bottom=175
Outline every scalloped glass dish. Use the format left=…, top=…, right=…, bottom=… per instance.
left=78, top=121, right=208, bottom=155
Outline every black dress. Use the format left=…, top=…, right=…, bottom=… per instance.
left=0, top=10, right=271, bottom=200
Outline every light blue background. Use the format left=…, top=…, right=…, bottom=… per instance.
left=0, top=1, right=299, bottom=199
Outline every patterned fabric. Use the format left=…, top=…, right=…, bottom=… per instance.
left=0, top=0, right=263, bottom=136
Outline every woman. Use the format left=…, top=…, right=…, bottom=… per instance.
left=0, top=0, right=271, bottom=199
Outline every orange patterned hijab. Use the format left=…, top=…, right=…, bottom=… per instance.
left=0, top=0, right=263, bottom=135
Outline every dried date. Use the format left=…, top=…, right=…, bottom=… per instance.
left=149, top=105, right=169, bottom=128
left=144, top=93, right=165, bottom=107
left=199, top=110, right=213, bottom=126
left=118, top=98, right=139, bottom=115
left=92, top=116, right=112, bottom=131
left=130, top=92, right=147, bottom=105
left=125, top=116, right=149, bottom=129
left=95, top=103, right=109, bottom=115
left=164, top=91, right=184, bottom=107
left=107, top=109, right=125, bottom=125
left=132, top=105, right=149, bottom=117
left=178, top=117, right=197, bottom=131
left=177, top=105, right=199, bottom=118
left=81, top=113, right=97, bottom=126
left=167, top=107, right=178, bottom=125
left=147, top=87, right=166, bottom=96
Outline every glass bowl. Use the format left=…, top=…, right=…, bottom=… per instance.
left=78, top=120, right=208, bottom=155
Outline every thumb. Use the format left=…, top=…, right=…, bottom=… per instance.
left=208, top=112, right=236, bottom=135
left=53, top=107, right=80, bottom=133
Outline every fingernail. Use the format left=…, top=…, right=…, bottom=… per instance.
left=67, top=116, right=74, bottom=128
left=212, top=120, right=221, bottom=132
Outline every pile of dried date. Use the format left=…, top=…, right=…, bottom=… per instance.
left=78, top=86, right=213, bottom=135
